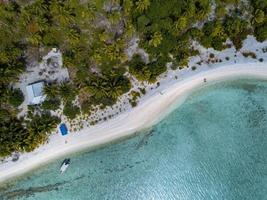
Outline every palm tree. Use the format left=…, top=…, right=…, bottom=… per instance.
left=172, top=17, right=188, bottom=36
left=50, top=1, right=74, bottom=26
left=0, top=118, right=27, bottom=156
left=0, top=64, right=24, bottom=85
left=28, top=113, right=59, bottom=135
left=58, top=82, right=77, bottom=102
left=136, top=0, right=150, bottom=12
left=252, top=9, right=265, bottom=25
left=123, top=0, right=133, bottom=14
left=67, top=28, right=80, bottom=46
left=149, top=32, right=163, bottom=47
left=43, top=84, right=59, bottom=99
left=25, top=113, right=60, bottom=151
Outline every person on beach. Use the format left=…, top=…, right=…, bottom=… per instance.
left=204, top=78, right=207, bottom=82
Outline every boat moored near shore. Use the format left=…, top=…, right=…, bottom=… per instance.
left=60, top=159, right=70, bottom=174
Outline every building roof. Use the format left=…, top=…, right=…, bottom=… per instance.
left=26, top=81, right=46, bottom=105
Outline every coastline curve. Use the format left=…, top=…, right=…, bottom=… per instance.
left=0, top=62, right=267, bottom=184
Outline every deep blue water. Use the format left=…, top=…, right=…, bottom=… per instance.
left=0, top=78, right=267, bottom=200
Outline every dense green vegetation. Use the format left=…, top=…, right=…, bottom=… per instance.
left=0, top=0, right=266, bottom=157
left=63, top=102, right=80, bottom=120
left=129, top=54, right=166, bottom=83
left=130, top=0, right=265, bottom=70
left=79, top=70, right=131, bottom=106
left=41, top=98, right=61, bottom=111
left=0, top=113, right=59, bottom=157
left=251, top=0, right=267, bottom=42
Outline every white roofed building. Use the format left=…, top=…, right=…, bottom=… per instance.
left=26, top=81, right=46, bottom=105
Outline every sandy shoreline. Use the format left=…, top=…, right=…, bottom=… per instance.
left=1, top=62, right=267, bottom=184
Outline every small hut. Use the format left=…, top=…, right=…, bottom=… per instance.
left=26, top=81, right=46, bottom=105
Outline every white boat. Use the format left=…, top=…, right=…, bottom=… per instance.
left=60, top=159, right=70, bottom=174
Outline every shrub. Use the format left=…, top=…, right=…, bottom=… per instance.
left=242, top=51, right=257, bottom=59
left=188, top=28, right=203, bottom=40
left=43, top=83, right=59, bottom=99
left=81, top=100, right=92, bottom=114
left=147, top=57, right=167, bottom=82
left=254, top=24, right=267, bottom=42
left=8, top=88, right=24, bottom=107
left=129, top=99, right=137, bottom=107
left=211, top=37, right=225, bottom=51
left=137, top=15, right=150, bottom=30
left=0, top=109, right=10, bottom=121
left=129, top=54, right=150, bottom=81
left=191, top=49, right=200, bottom=56
left=41, top=98, right=61, bottom=111
left=63, top=102, right=80, bottom=119
left=252, top=9, right=265, bottom=25
left=130, top=90, right=141, bottom=101
left=139, top=87, right=146, bottom=95
left=209, top=53, right=215, bottom=58
left=216, top=3, right=226, bottom=18
left=191, top=66, right=197, bottom=71
left=200, top=36, right=212, bottom=48
left=59, top=82, right=77, bottom=103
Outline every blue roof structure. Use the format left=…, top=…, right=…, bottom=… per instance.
left=60, top=123, right=68, bottom=136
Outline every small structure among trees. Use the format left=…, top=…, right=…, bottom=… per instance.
left=26, top=81, right=46, bottom=105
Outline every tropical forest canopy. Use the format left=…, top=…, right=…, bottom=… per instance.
left=0, top=0, right=266, bottom=157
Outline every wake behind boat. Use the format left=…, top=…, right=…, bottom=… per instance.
left=60, top=159, right=70, bottom=174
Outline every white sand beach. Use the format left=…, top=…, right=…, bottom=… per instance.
left=1, top=62, right=267, bottom=183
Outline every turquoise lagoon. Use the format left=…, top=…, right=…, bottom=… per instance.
left=1, top=78, right=267, bottom=200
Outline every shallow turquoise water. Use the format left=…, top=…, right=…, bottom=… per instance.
left=1, top=78, right=267, bottom=200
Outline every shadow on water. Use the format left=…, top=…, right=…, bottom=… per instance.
left=135, top=129, right=154, bottom=150
left=227, top=80, right=265, bottom=93
left=102, top=130, right=154, bottom=174
left=245, top=95, right=267, bottom=128
left=0, top=176, right=85, bottom=200
left=103, top=159, right=146, bottom=175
